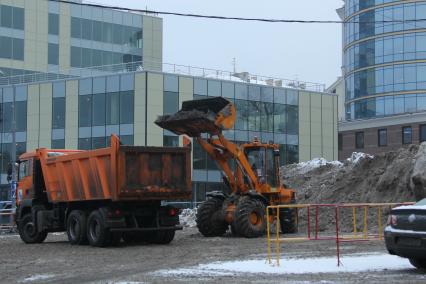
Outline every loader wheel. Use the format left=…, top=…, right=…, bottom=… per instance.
left=67, top=210, right=88, bottom=245
left=279, top=207, right=298, bottom=234
left=18, top=214, right=48, bottom=244
left=234, top=197, right=266, bottom=238
left=87, top=210, right=110, bottom=247
left=196, top=198, right=227, bottom=237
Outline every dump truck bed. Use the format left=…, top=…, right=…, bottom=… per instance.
left=38, top=137, right=191, bottom=203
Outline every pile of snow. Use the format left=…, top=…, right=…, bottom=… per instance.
left=296, top=158, right=343, bottom=174
left=153, top=253, right=412, bottom=276
left=347, top=152, right=374, bottom=165
left=21, top=274, right=55, bottom=283
left=179, top=208, right=197, bottom=228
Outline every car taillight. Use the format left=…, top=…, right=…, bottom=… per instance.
left=387, top=215, right=397, bottom=226
left=168, top=208, right=177, bottom=217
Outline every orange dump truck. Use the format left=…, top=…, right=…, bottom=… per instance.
left=14, top=135, right=191, bottom=247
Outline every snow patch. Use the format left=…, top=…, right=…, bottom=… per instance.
left=153, top=253, right=412, bottom=276
left=347, top=152, right=374, bottom=165
left=296, top=158, right=343, bottom=174
left=179, top=208, right=197, bottom=228
left=393, top=204, right=426, bottom=210
left=20, top=274, right=55, bottom=282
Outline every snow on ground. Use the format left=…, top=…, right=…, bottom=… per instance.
left=179, top=208, right=197, bottom=227
left=20, top=274, right=55, bottom=283
left=153, top=253, right=412, bottom=276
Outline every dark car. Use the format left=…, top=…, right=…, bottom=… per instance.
left=385, top=198, right=426, bottom=270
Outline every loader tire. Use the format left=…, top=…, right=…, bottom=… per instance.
left=87, top=210, right=111, bottom=247
left=196, top=198, right=227, bottom=237
left=18, top=214, right=48, bottom=244
left=234, top=197, right=266, bottom=238
left=66, top=210, right=88, bottom=245
left=279, top=207, right=298, bottom=234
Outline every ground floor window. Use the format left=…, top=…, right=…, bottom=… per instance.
left=402, top=126, right=412, bottom=144
left=355, top=132, right=364, bottom=149
left=420, top=125, right=426, bottom=143
left=378, top=129, right=387, bottom=147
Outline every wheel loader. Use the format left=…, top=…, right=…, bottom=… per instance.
left=156, top=97, right=297, bottom=238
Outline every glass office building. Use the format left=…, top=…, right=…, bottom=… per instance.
left=0, top=71, right=337, bottom=201
left=344, top=0, right=426, bottom=120
left=0, top=0, right=162, bottom=79
left=338, top=1, right=426, bottom=160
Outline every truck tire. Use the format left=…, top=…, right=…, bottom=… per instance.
left=409, top=258, right=426, bottom=269
left=234, top=197, right=266, bottom=238
left=18, top=214, right=48, bottom=244
left=196, top=198, right=227, bottom=237
left=122, top=232, right=142, bottom=244
left=144, top=230, right=175, bottom=244
left=87, top=210, right=111, bottom=247
left=66, top=210, right=88, bottom=245
left=279, top=207, right=298, bottom=234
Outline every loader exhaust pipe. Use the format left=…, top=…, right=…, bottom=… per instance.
left=155, top=97, right=236, bottom=137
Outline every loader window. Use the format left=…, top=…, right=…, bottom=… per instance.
left=246, top=148, right=265, bottom=180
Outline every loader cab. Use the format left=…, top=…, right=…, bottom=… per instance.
left=243, top=143, right=279, bottom=188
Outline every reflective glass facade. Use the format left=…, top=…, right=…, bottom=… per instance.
left=344, top=0, right=426, bottom=120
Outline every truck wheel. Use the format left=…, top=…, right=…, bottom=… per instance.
left=109, top=232, right=122, bottom=246
left=196, top=198, right=227, bottom=237
left=234, top=197, right=266, bottom=238
left=279, top=207, right=298, bottom=234
left=409, top=258, right=426, bottom=269
left=18, top=214, right=48, bottom=244
left=122, top=232, right=142, bottom=244
left=152, top=230, right=175, bottom=244
left=66, top=210, right=88, bottom=245
left=87, top=210, right=110, bottom=247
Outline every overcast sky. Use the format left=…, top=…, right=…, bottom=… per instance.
left=98, top=0, right=343, bottom=87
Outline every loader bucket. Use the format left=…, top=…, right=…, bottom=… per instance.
left=155, top=97, right=236, bottom=137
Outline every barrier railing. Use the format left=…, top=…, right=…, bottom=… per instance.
left=0, top=201, right=15, bottom=232
left=266, top=202, right=415, bottom=266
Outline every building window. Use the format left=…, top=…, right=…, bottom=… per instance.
left=52, top=139, right=65, bottom=149
left=48, top=43, right=59, bottom=65
left=52, top=97, right=65, bottom=129
left=48, top=13, right=59, bottom=35
left=338, top=133, right=343, bottom=151
left=420, top=125, right=426, bottom=143
left=79, top=95, right=92, bottom=127
left=0, top=5, right=24, bottom=30
left=402, top=126, right=412, bottom=144
left=119, top=91, right=134, bottom=124
left=355, top=131, right=364, bottom=149
left=106, top=92, right=120, bottom=125
left=164, top=136, right=179, bottom=147
left=163, top=91, right=179, bottom=115
left=78, top=138, right=92, bottom=150
left=92, top=93, right=106, bottom=126
left=0, top=36, right=24, bottom=60
left=378, top=129, right=387, bottom=147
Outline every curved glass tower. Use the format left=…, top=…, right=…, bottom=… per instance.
left=344, top=0, right=426, bottom=120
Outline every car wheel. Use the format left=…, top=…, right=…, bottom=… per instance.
left=409, top=258, right=426, bottom=270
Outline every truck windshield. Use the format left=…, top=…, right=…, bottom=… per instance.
left=18, top=160, right=30, bottom=180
